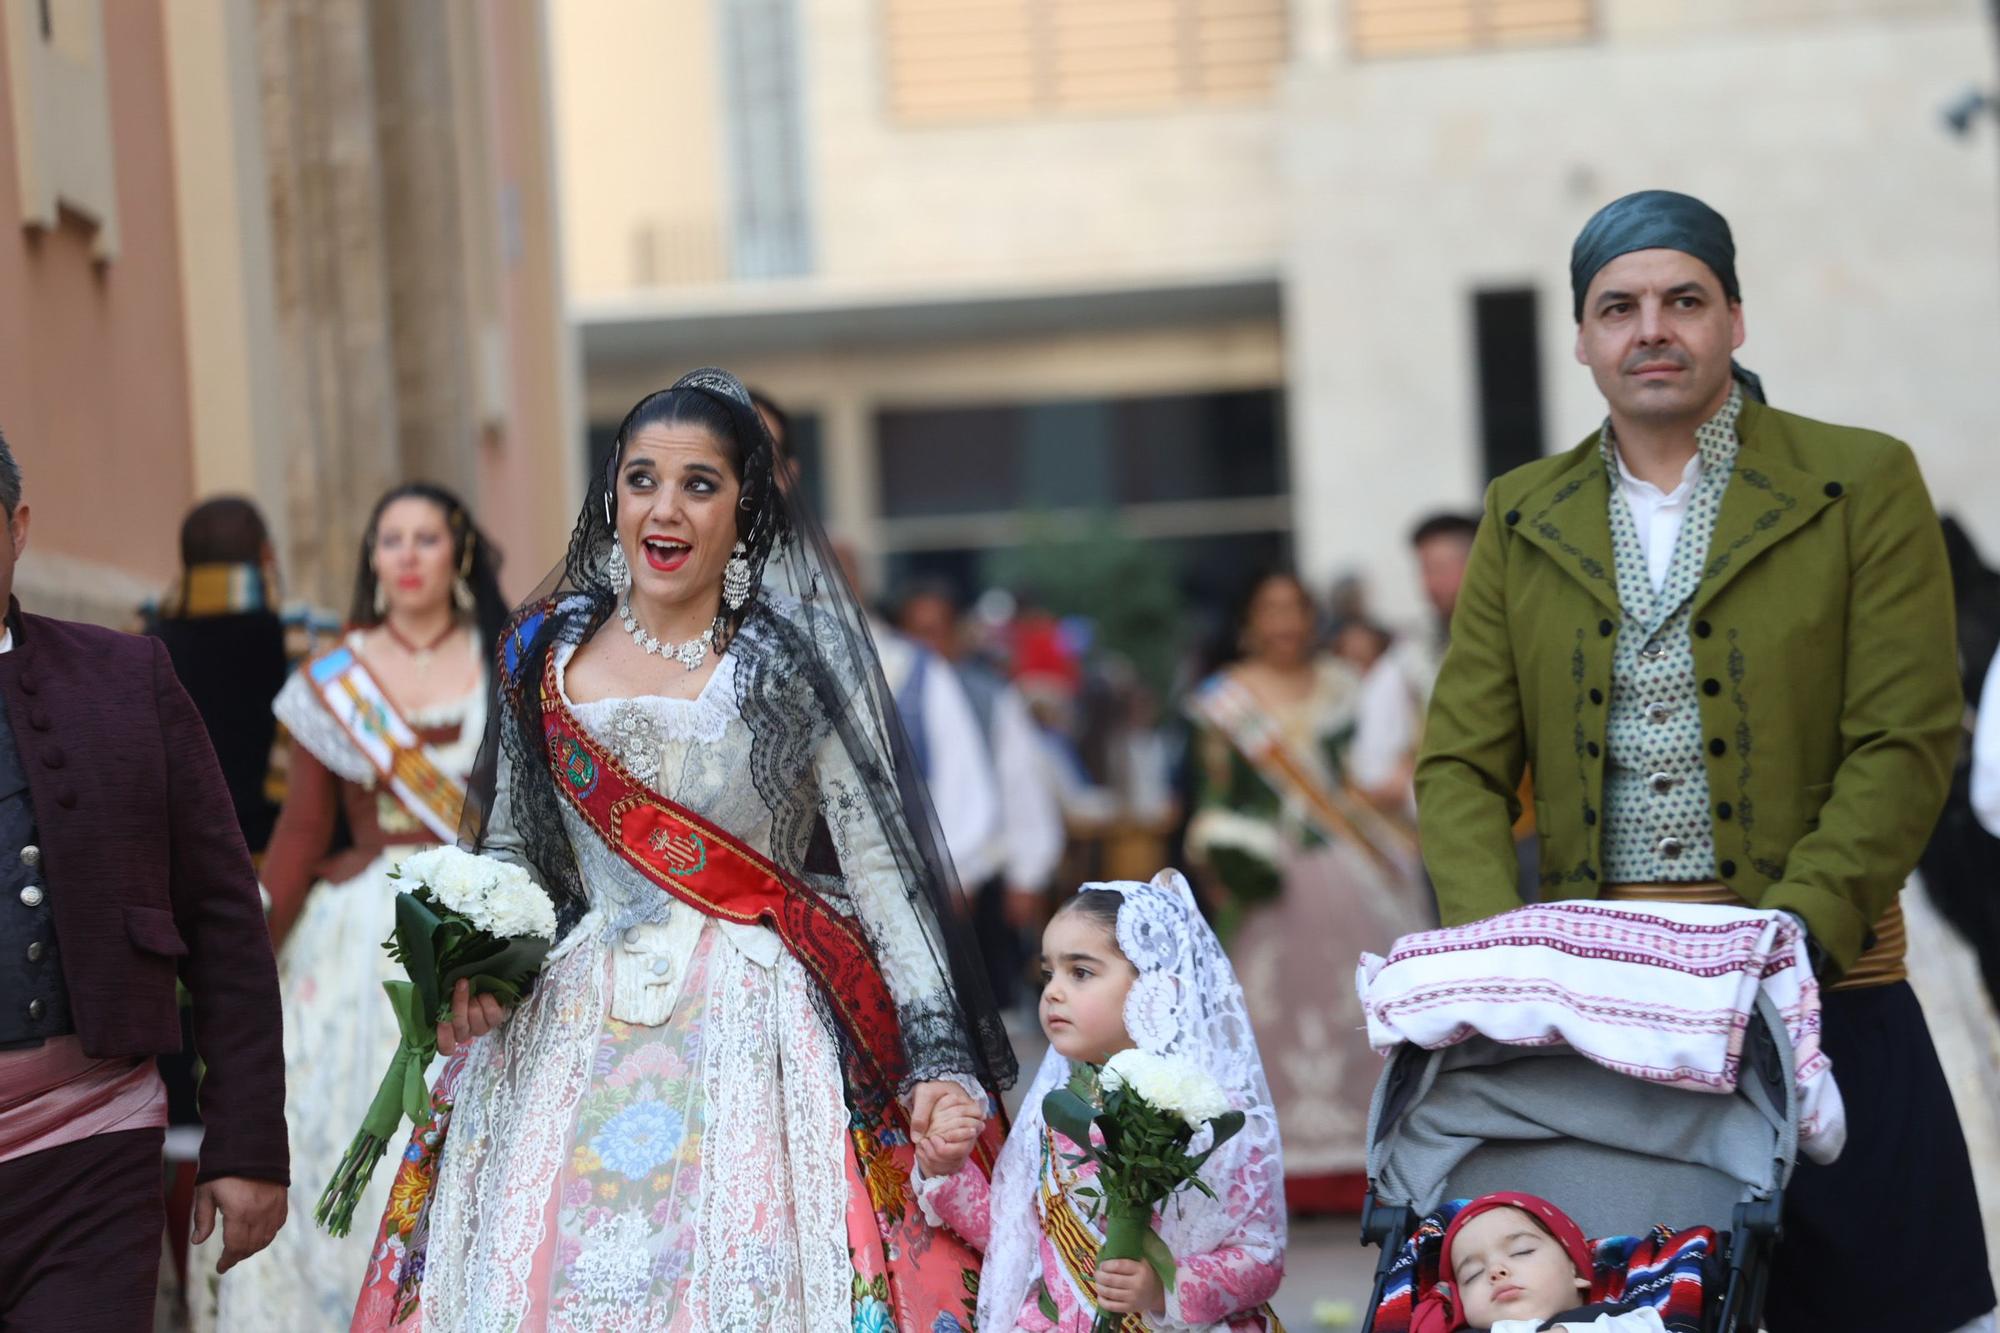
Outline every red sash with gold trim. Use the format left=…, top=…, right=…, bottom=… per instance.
left=539, top=653, right=906, bottom=1087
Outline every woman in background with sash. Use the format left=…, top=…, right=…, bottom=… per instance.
left=197, top=484, right=507, bottom=1331
left=1184, top=569, right=1428, bottom=1215
left=349, top=370, right=1014, bottom=1333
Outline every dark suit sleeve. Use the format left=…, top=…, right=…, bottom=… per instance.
left=152, top=638, right=290, bottom=1185
left=1415, top=480, right=1531, bottom=924
left=1761, top=441, right=1960, bottom=973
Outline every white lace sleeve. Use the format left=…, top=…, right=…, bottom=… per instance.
left=811, top=725, right=979, bottom=1091
left=273, top=668, right=374, bottom=786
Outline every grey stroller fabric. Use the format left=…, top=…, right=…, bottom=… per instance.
left=1367, top=992, right=1800, bottom=1240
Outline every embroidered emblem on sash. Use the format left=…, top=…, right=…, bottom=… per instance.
left=550, top=734, right=599, bottom=798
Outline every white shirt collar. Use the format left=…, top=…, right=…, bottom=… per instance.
left=1611, top=442, right=1702, bottom=506
left=0, top=628, right=13, bottom=655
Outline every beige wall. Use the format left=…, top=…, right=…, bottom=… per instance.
left=555, top=0, right=1289, bottom=299
left=805, top=0, right=1285, bottom=287
left=163, top=0, right=286, bottom=523
left=1284, top=6, right=2000, bottom=624
left=550, top=0, right=727, bottom=298
left=0, top=0, right=196, bottom=614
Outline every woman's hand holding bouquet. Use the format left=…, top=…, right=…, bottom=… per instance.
left=314, top=846, right=556, bottom=1236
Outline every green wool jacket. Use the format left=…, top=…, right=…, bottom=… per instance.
left=1414, top=396, right=1959, bottom=976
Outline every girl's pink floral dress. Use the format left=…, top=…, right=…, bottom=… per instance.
left=919, top=1116, right=1285, bottom=1332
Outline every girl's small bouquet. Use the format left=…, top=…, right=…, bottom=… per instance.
left=314, top=846, right=557, bottom=1236
left=1042, top=1048, right=1246, bottom=1332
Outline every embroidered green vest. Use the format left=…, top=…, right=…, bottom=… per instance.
left=1598, top=389, right=1741, bottom=883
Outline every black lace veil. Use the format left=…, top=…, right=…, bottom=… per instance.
left=459, top=368, right=1015, bottom=1095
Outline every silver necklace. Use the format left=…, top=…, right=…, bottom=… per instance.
left=619, top=599, right=714, bottom=671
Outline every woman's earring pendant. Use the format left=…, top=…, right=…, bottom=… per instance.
left=374, top=579, right=388, bottom=618
left=453, top=576, right=475, bottom=614
left=606, top=541, right=630, bottom=589
left=723, top=542, right=752, bottom=611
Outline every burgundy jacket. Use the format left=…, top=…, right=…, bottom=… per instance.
left=0, top=601, right=287, bottom=1184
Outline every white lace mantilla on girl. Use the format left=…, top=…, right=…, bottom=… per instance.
left=410, top=641, right=971, bottom=1333
left=920, top=870, right=1288, bottom=1331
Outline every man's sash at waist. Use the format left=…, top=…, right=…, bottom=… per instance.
left=539, top=654, right=905, bottom=1086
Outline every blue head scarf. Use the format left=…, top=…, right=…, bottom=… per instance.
left=1570, top=190, right=1765, bottom=403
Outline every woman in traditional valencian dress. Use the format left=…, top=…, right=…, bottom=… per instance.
left=197, top=485, right=508, bottom=1330
left=350, top=369, right=1015, bottom=1333
left=1183, top=569, right=1428, bottom=1214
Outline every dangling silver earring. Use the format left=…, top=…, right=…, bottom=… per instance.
left=373, top=576, right=387, bottom=618
left=605, top=541, right=629, bottom=589
left=603, top=488, right=614, bottom=528
left=453, top=577, right=475, bottom=613
left=723, top=541, right=753, bottom=611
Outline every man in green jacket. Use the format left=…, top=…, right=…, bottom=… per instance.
left=1415, top=190, right=1993, bottom=1333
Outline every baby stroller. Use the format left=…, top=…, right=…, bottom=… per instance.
left=1356, top=987, right=1800, bottom=1332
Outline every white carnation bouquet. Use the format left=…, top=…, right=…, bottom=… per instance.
left=1042, top=1049, right=1246, bottom=1332
left=315, top=846, right=556, bottom=1236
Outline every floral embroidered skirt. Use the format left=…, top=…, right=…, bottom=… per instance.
left=352, top=921, right=985, bottom=1333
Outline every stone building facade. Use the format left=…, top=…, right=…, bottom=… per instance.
left=556, top=0, right=2000, bottom=625
left=0, top=0, right=575, bottom=625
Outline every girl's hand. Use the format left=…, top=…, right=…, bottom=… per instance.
left=908, top=1081, right=986, bottom=1177
left=913, top=1104, right=984, bottom=1176
left=1094, top=1258, right=1165, bottom=1315
left=437, top=978, right=508, bottom=1055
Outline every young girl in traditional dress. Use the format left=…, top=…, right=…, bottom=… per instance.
left=917, top=869, right=1287, bottom=1331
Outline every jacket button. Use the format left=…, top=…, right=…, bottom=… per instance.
left=40, top=748, right=63, bottom=770
left=56, top=791, right=76, bottom=810
left=27, top=998, right=45, bottom=1021
left=1589, top=688, right=1604, bottom=705
left=1587, top=741, right=1601, bottom=758
left=1584, top=809, right=1597, bottom=826
left=1657, top=836, right=1685, bottom=859
left=1709, top=739, right=1727, bottom=757
left=1716, top=802, right=1733, bottom=820
left=1598, top=619, right=1615, bottom=637
left=19, top=885, right=44, bottom=907
left=1651, top=772, right=1676, bottom=794
left=1694, top=620, right=1712, bottom=638
left=1824, top=482, right=1843, bottom=498
left=18, top=674, right=36, bottom=695
left=1505, top=509, right=1521, bottom=526
left=1719, top=859, right=1738, bottom=878
left=20, top=845, right=39, bottom=868
left=26, top=940, right=44, bottom=962
left=1703, top=679, right=1721, bottom=696
left=27, top=708, right=50, bottom=731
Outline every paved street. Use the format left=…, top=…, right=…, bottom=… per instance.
left=1268, top=1216, right=1381, bottom=1330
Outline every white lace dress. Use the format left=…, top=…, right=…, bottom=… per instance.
left=401, top=644, right=966, bottom=1333
left=198, top=661, right=485, bottom=1333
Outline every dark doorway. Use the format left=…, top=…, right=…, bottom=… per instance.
left=1473, top=288, right=1546, bottom=481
